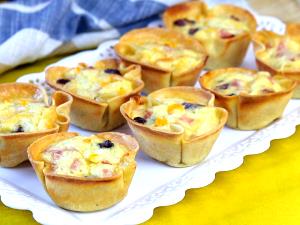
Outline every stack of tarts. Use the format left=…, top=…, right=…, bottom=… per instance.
left=2, top=2, right=299, bottom=214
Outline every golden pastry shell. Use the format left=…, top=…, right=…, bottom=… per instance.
left=163, top=1, right=257, bottom=70
left=252, top=24, right=300, bottom=98
left=115, top=27, right=208, bottom=93
left=27, top=132, right=139, bottom=212
left=199, top=68, right=296, bottom=130
left=0, top=82, right=72, bottom=167
left=120, top=86, right=228, bottom=167
left=46, top=58, right=144, bottom=131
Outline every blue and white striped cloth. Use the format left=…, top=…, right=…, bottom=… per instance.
left=0, top=0, right=252, bottom=74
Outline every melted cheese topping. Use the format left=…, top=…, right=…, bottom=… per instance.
left=42, top=135, right=129, bottom=178
left=59, top=67, right=133, bottom=102
left=210, top=71, right=283, bottom=96
left=258, top=38, right=300, bottom=71
left=120, top=43, right=204, bottom=75
left=0, top=99, right=56, bottom=134
left=173, top=16, right=249, bottom=56
left=131, top=97, right=220, bottom=138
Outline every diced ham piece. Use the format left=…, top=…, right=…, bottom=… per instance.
left=70, top=159, right=80, bottom=170
left=268, top=76, right=274, bottom=84
left=276, top=41, right=286, bottom=57
left=52, top=150, right=63, bottom=160
left=102, top=168, right=113, bottom=177
left=231, top=80, right=240, bottom=87
left=180, top=115, right=194, bottom=124
left=144, top=111, right=153, bottom=119
left=15, top=106, right=26, bottom=112
left=220, top=29, right=235, bottom=39
left=163, top=45, right=173, bottom=53
left=275, top=41, right=297, bottom=60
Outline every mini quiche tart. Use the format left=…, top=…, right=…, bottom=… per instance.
left=0, top=83, right=72, bottom=167
left=28, top=132, right=139, bottom=212
left=120, top=87, right=227, bottom=167
left=199, top=68, right=296, bottom=130
left=252, top=23, right=300, bottom=98
left=46, top=59, right=144, bottom=131
left=163, top=1, right=257, bottom=70
left=114, top=28, right=207, bottom=93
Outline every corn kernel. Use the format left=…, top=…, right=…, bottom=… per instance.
left=99, top=80, right=109, bottom=87
left=19, top=99, right=28, bottom=106
left=83, top=138, right=91, bottom=143
left=155, top=117, right=168, bottom=126
left=118, top=87, right=126, bottom=95
left=167, top=104, right=184, bottom=114
left=88, top=153, right=101, bottom=163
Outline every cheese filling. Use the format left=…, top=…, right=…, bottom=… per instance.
left=130, top=97, right=220, bottom=138
left=259, top=38, right=300, bottom=71
left=0, top=99, right=56, bottom=134
left=120, top=43, right=205, bottom=75
left=56, top=67, right=133, bottom=102
left=175, top=17, right=248, bottom=35
left=172, top=16, right=249, bottom=56
left=210, top=71, right=283, bottom=96
left=42, top=135, right=129, bottom=178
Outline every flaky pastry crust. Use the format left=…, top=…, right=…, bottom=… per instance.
left=27, top=132, right=139, bottom=211
left=199, top=68, right=296, bottom=130
left=115, top=28, right=207, bottom=93
left=253, top=24, right=300, bottom=98
left=46, top=59, right=144, bottom=131
left=0, top=83, right=72, bottom=167
left=163, top=1, right=257, bottom=69
left=120, top=86, right=227, bottom=167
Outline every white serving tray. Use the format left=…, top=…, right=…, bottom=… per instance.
left=1, top=15, right=300, bottom=225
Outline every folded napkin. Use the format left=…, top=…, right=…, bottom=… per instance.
left=0, top=0, right=252, bottom=74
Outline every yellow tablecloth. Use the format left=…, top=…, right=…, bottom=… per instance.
left=1, top=57, right=300, bottom=225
